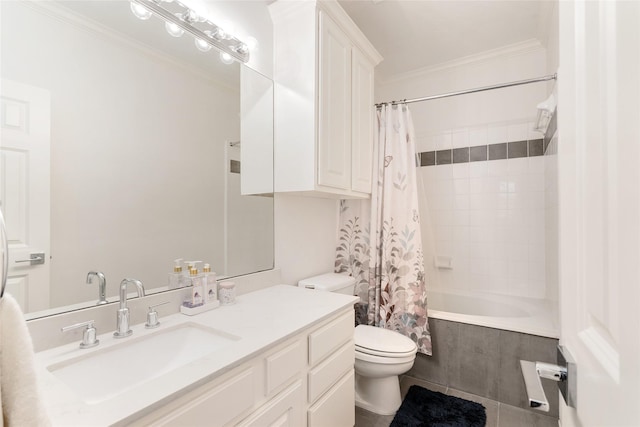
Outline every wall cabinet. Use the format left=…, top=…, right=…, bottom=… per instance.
left=271, top=1, right=382, bottom=199
left=130, top=308, right=355, bottom=427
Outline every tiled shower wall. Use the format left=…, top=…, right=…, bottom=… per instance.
left=376, top=44, right=553, bottom=299
left=416, top=120, right=547, bottom=299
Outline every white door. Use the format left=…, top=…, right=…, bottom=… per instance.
left=558, top=1, right=640, bottom=425
left=0, top=79, right=51, bottom=312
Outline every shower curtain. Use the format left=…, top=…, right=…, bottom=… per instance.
left=335, top=104, right=432, bottom=355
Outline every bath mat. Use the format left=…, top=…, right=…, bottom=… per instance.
left=390, top=385, right=487, bottom=427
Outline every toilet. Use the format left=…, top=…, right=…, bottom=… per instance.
left=298, top=273, right=418, bottom=415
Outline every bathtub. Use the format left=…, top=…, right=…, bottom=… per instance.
left=426, top=288, right=559, bottom=338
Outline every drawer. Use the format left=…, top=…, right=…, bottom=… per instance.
left=236, top=381, right=304, bottom=427
left=308, top=340, right=354, bottom=402
left=307, top=370, right=355, bottom=427
left=148, top=367, right=256, bottom=427
left=265, top=339, right=305, bottom=396
left=308, top=310, right=354, bottom=366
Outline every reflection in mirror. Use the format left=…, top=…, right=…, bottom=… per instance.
left=0, top=1, right=274, bottom=319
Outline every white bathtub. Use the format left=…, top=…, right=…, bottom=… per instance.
left=426, top=288, right=559, bottom=338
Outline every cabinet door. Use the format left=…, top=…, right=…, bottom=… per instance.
left=237, top=381, right=304, bottom=427
left=350, top=48, right=374, bottom=194
left=141, top=367, right=256, bottom=427
left=317, top=11, right=352, bottom=191
left=307, top=370, right=355, bottom=427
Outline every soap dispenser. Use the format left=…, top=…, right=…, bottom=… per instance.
left=185, top=266, right=204, bottom=307
left=168, top=259, right=187, bottom=289
left=203, top=263, right=217, bottom=304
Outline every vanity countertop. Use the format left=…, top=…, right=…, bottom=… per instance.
left=35, top=284, right=359, bottom=426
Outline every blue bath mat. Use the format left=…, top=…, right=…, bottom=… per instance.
left=390, top=385, right=487, bottom=427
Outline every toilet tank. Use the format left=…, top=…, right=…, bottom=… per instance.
left=298, top=273, right=356, bottom=295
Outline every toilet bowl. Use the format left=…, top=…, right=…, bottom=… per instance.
left=354, top=324, right=417, bottom=415
left=298, top=273, right=418, bottom=416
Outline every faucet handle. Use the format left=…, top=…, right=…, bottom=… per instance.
left=61, top=320, right=100, bottom=349
left=145, top=301, right=170, bottom=329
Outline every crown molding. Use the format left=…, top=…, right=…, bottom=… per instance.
left=378, top=38, right=545, bottom=86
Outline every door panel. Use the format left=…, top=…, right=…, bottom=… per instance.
left=318, top=11, right=351, bottom=191
left=351, top=47, right=374, bottom=194
left=1, top=79, right=51, bottom=312
left=558, top=1, right=640, bottom=425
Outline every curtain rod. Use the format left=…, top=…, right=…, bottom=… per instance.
left=375, top=73, right=557, bottom=109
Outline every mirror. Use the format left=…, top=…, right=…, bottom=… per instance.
left=0, top=0, right=274, bottom=319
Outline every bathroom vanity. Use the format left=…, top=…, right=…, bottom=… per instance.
left=35, top=285, right=358, bottom=426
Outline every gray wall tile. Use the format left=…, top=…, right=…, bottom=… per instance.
left=407, top=319, right=458, bottom=386
left=230, top=159, right=241, bottom=174
left=529, top=139, right=544, bottom=156
left=488, top=143, right=507, bottom=160
left=453, top=147, right=470, bottom=164
left=436, top=149, right=452, bottom=165
left=508, top=140, right=528, bottom=158
left=449, top=324, right=501, bottom=400
left=421, top=151, right=435, bottom=166
left=470, top=146, right=487, bottom=162
left=544, top=111, right=558, bottom=154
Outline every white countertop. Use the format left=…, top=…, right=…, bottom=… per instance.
left=35, top=285, right=358, bottom=426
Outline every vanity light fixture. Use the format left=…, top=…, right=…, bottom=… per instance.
left=129, top=0, right=250, bottom=63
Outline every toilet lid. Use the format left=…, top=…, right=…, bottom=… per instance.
left=354, top=325, right=417, bottom=356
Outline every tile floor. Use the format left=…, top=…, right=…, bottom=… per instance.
left=354, top=376, right=559, bottom=427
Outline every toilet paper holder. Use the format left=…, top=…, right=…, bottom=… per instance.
left=520, top=345, right=577, bottom=412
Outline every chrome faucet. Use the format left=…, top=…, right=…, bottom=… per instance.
left=87, top=271, right=109, bottom=305
left=114, top=278, right=145, bottom=339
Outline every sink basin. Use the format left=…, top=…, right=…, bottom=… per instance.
left=47, top=322, right=240, bottom=404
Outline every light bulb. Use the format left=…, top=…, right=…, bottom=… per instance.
left=130, top=2, right=152, bottom=20
left=245, top=36, right=258, bottom=51
left=219, top=52, right=234, bottom=65
left=195, top=33, right=212, bottom=52
left=165, top=16, right=184, bottom=37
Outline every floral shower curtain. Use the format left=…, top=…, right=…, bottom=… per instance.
left=335, top=104, right=432, bottom=355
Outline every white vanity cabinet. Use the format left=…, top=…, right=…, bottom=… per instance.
left=271, top=0, right=382, bottom=199
left=130, top=308, right=355, bottom=427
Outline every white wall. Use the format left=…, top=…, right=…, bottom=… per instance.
left=378, top=45, right=551, bottom=299
left=274, top=194, right=339, bottom=285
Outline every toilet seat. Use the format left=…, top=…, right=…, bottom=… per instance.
left=354, top=325, right=417, bottom=359
left=355, top=348, right=417, bottom=364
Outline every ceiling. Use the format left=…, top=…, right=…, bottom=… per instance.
left=338, top=0, right=554, bottom=82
